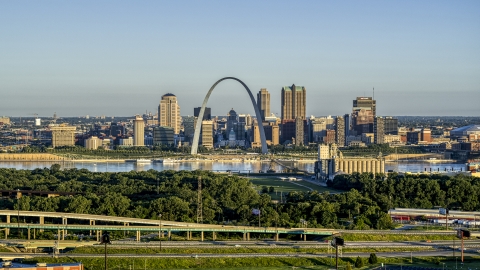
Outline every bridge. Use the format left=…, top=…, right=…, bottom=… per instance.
left=0, top=210, right=337, bottom=242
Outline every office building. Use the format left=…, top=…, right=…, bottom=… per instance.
left=119, top=137, right=133, bottom=147
left=406, top=130, right=421, bottom=144
left=263, top=122, right=279, bottom=145
left=153, top=126, right=175, bottom=146
left=50, top=125, right=76, bottom=148
left=227, top=108, right=238, bottom=133
left=85, top=136, right=103, bottom=150
left=109, top=122, right=125, bottom=137
left=384, top=117, right=398, bottom=135
left=374, top=117, right=385, bottom=144
left=182, top=116, right=196, bottom=143
left=133, top=115, right=145, bottom=146
left=310, top=116, right=334, bottom=143
left=421, top=128, right=432, bottom=143
left=281, top=84, right=306, bottom=120
left=194, top=107, right=211, bottom=120
left=352, top=97, right=376, bottom=135
left=281, top=84, right=306, bottom=143
left=0, top=117, right=10, bottom=125
left=201, top=120, right=214, bottom=149
left=257, top=88, right=270, bottom=121
left=158, top=93, right=181, bottom=134
left=335, top=115, right=345, bottom=147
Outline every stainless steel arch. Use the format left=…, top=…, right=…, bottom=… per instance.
left=191, top=77, right=268, bottom=155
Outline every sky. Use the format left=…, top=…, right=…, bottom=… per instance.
left=1, top=1, right=479, bottom=118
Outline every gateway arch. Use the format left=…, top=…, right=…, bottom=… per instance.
left=191, top=77, right=268, bottom=155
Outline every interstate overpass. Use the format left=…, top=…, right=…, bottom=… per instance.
left=0, top=210, right=337, bottom=242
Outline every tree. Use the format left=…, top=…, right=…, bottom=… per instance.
left=368, top=253, right=378, bottom=264
left=346, top=262, right=352, bottom=270
left=355, top=256, right=364, bottom=268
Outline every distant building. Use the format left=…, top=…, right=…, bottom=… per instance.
left=335, top=115, right=345, bottom=147
left=406, top=130, right=421, bottom=144
left=315, top=144, right=385, bottom=180
left=310, top=116, right=334, bottom=143
left=50, top=125, right=76, bottom=148
left=257, top=88, right=270, bottom=121
left=119, top=137, right=133, bottom=147
left=281, top=84, right=306, bottom=120
left=0, top=117, right=11, bottom=125
left=374, top=117, right=385, bottom=144
left=109, top=122, right=125, bottom=137
left=323, top=129, right=336, bottom=144
left=194, top=107, right=211, bottom=120
left=182, top=116, right=196, bottom=143
left=384, top=117, right=398, bottom=135
left=201, top=120, right=214, bottom=149
left=263, top=122, right=279, bottom=145
left=133, top=115, right=145, bottom=146
left=450, top=125, right=480, bottom=141
left=85, top=136, right=103, bottom=150
left=421, top=128, right=432, bottom=143
left=352, top=97, right=376, bottom=135
left=227, top=108, right=238, bottom=133
left=158, top=93, right=181, bottom=134
left=153, top=126, right=175, bottom=146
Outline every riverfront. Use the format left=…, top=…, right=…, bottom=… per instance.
left=0, top=159, right=467, bottom=173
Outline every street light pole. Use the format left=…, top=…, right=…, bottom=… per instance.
left=16, top=189, right=20, bottom=238
left=159, top=214, right=162, bottom=252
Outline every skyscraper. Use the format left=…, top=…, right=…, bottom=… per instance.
left=158, top=93, right=181, bottom=134
left=281, top=84, right=306, bottom=143
left=257, top=88, right=270, bottom=121
left=194, top=107, right=211, bottom=120
left=352, top=97, right=376, bottom=135
left=201, top=120, right=214, bottom=149
left=281, top=84, right=306, bottom=120
left=374, top=117, right=385, bottom=144
left=335, top=115, right=345, bottom=147
left=133, top=115, right=145, bottom=146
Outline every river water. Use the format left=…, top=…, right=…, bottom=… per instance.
left=0, top=160, right=467, bottom=173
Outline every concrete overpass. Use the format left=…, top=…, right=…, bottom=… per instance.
left=0, top=210, right=337, bottom=242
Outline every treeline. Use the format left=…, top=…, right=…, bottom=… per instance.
left=0, top=166, right=478, bottom=230
left=328, top=172, right=480, bottom=211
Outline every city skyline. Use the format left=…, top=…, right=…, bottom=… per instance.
left=1, top=1, right=479, bottom=117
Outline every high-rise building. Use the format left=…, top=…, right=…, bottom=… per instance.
left=227, top=109, right=238, bottom=133
left=201, top=120, right=214, bottom=149
left=158, top=93, right=181, bottom=134
left=263, top=122, right=279, bottom=145
left=281, top=84, right=306, bottom=143
left=257, top=88, right=270, bottom=121
left=281, top=84, right=306, bottom=120
left=133, top=115, right=145, bottom=146
left=153, top=126, right=175, bottom=146
left=352, top=97, right=376, bottom=135
left=50, top=125, right=76, bottom=148
left=194, top=107, right=211, bottom=120
left=384, top=117, right=398, bottom=135
left=295, top=117, right=304, bottom=146
left=374, top=117, right=385, bottom=144
left=335, top=116, right=345, bottom=147
left=182, top=116, right=196, bottom=143
left=310, top=116, right=334, bottom=143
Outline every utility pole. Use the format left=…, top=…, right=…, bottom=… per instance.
left=197, top=177, right=202, bottom=224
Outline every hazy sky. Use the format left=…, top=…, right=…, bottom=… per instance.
left=1, top=1, right=479, bottom=118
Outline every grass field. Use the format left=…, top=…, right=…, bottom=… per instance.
left=249, top=177, right=337, bottom=200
